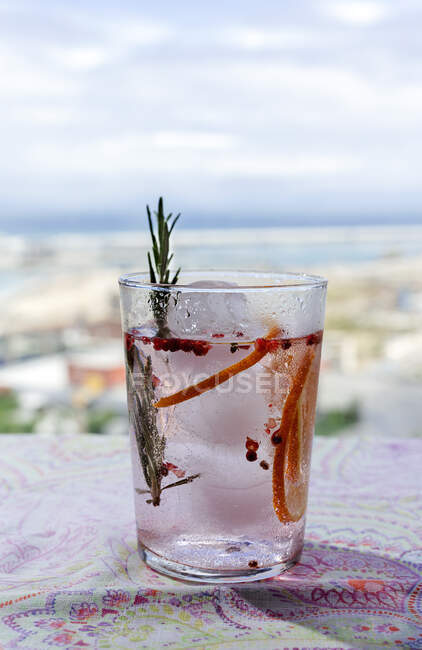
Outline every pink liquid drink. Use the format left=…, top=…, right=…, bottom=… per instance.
left=119, top=272, right=327, bottom=582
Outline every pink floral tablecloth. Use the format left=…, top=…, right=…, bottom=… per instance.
left=0, top=433, right=421, bottom=649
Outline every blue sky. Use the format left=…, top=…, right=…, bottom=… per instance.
left=1, top=0, right=422, bottom=231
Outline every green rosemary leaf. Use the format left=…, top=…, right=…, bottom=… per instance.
left=146, top=204, right=152, bottom=226
left=171, top=267, right=181, bottom=285
left=168, top=213, right=180, bottom=235
left=157, top=199, right=164, bottom=264
left=144, top=474, right=200, bottom=504
left=160, top=225, right=169, bottom=280
left=147, top=252, right=156, bottom=284
left=147, top=207, right=158, bottom=255
left=161, top=473, right=201, bottom=491
left=152, top=244, right=160, bottom=272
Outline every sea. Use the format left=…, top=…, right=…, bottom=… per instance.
left=2, top=223, right=422, bottom=297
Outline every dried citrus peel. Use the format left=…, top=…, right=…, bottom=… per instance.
left=154, top=325, right=280, bottom=408
left=285, top=392, right=303, bottom=484
left=272, top=347, right=315, bottom=523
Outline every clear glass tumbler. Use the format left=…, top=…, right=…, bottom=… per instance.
left=119, top=271, right=327, bottom=583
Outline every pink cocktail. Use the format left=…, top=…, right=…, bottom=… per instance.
left=119, top=271, right=327, bottom=583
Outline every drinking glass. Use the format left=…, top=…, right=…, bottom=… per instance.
left=119, top=271, right=327, bottom=583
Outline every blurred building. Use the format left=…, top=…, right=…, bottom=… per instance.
left=67, top=347, right=125, bottom=390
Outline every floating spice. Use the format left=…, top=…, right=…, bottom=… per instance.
left=271, top=432, right=283, bottom=446
left=154, top=325, right=280, bottom=408
left=245, top=437, right=259, bottom=452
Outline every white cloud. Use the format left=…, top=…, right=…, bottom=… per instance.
left=20, top=132, right=358, bottom=180
left=223, top=27, right=314, bottom=51
left=214, top=154, right=360, bottom=177
left=323, top=1, right=389, bottom=26
left=0, top=1, right=15, bottom=10
left=106, top=19, right=171, bottom=47
left=0, top=46, right=81, bottom=97
left=51, top=46, right=109, bottom=71
left=218, top=61, right=372, bottom=105
left=12, top=106, right=77, bottom=126
left=153, top=131, right=235, bottom=150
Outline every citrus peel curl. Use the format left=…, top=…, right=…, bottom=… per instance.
left=272, top=347, right=315, bottom=523
left=154, top=325, right=280, bottom=408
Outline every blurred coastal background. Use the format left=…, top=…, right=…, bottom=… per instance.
left=1, top=0, right=422, bottom=437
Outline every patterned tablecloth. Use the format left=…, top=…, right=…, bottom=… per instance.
left=0, top=433, right=421, bottom=650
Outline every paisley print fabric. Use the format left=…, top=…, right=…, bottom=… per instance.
left=0, top=434, right=420, bottom=649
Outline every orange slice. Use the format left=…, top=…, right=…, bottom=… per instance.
left=272, top=348, right=315, bottom=523
left=154, top=326, right=280, bottom=408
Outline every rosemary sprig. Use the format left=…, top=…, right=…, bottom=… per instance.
left=126, top=344, right=166, bottom=506
left=146, top=197, right=181, bottom=337
left=124, top=197, right=200, bottom=508
left=126, top=343, right=201, bottom=506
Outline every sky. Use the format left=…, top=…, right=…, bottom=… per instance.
left=1, top=0, right=422, bottom=231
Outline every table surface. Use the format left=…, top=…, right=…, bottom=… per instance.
left=0, top=433, right=421, bottom=650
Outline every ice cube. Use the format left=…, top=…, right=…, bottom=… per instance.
left=248, top=286, right=325, bottom=338
left=167, top=348, right=280, bottom=452
left=166, top=281, right=248, bottom=338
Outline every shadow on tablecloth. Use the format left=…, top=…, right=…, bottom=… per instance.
left=2, top=541, right=421, bottom=648
left=231, top=541, right=422, bottom=648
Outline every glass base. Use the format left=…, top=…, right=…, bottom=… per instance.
left=140, top=545, right=299, bottom=584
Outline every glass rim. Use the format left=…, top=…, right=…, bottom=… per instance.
left=119, top=270, right=327, bottom=292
